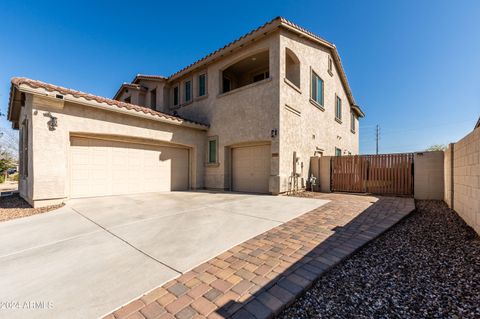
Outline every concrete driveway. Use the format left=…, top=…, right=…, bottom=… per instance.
left=0, top=191, right=328, bottom=319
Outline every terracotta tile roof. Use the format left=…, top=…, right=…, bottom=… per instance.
left=133, top=74, right=168, bottom=84
left=166, top=17, right=286, bottom=80
left=112, top=82, right=148, bottom=100
left=130, top=17, right=364, bottom=117
left=9, top=77, right=209, bottom=128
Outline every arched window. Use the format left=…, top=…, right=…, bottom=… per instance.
left=285, top=48, right=300, bottom=88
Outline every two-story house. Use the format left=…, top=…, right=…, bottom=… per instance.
left=7, top=17, right=364, bottom=207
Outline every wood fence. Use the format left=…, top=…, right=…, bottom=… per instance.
left=331, top=153, right=414, bottom=196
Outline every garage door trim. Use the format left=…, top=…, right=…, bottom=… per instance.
left=69, top=134, right=190, bottom=198
left=231, top=142, right=271, bottom=194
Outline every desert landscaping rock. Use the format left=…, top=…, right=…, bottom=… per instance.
left=0, top=194, right=64, bottom=222
left=278, top=200, right=480, bottom=319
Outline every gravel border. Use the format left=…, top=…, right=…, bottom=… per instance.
left=0, top=194, right=64, bottom=222
left=277, top=200, right=480, bottom=319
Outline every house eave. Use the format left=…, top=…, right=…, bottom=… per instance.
left=8, top=78, right=209, bottom=131
left=112, top=83, right=148, bottom=100
left=18, top=85, right=208, bottom=131
left=352, top=105, right=365, bottom=118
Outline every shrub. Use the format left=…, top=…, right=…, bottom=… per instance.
left=0, top=174, right=5, bottom=184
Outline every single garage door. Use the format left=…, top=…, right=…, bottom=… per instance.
left=232, top=144, right=271, bottom=193
left=70, top=136, right=189, bottom=198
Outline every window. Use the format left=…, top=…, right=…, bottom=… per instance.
left=21, top=119, right=28, bottom=177
left=351, top=112, right=356, bottom=132
left=311, top=71, right=324, bottom=106
left=173, top=85, right=179, bottom=106
left=150, top=89, right=156, bottom=109
left=335, top=147, right=342, bottom=157
left=328, top=56, right=333, bottom=76
left=222, top=76, right=231, bottom=93
left=208, top=138, right=217, bottom=164
left=184, top=80, right=192, bottom=103
left=335, top=95, right=342, bottom=121
left=124, top=96, right=131, bottom=103
left=253, top=71, right=269, bottom=83
left=198, top=73, right=207, bottom=97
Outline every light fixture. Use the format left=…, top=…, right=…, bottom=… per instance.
left=271, top=129, right=278, bottom=138
left=44, top=112, right=58, bottom=131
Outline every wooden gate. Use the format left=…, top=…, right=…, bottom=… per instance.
left=331, top=153, right=414, bottom=196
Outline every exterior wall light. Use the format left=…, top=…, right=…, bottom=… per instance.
left=44, top=112, right=58, bottom=131
left=271, top=129, right=278, bottom=138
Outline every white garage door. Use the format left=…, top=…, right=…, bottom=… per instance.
left=232, top=144, right=271, bottom=194
left=70, top=137, right=189, bottom=198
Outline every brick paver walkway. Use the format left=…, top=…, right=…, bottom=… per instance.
left=103, top=193, right=414, bottom=319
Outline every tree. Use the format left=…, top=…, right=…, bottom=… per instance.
left=425, top=144, right=447, bottom=151
left=0, top=128, right=19, bottom=157
left=0, top=149, right=16, bottom=173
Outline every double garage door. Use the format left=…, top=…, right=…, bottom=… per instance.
left=70, top=136, right=189, bottom=198
left=232, top=144, right=271, bottom=194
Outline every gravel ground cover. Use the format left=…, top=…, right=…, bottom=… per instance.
left=278, top=200, right=480, bottom=319
left=0, top=194, right=63, bottom=222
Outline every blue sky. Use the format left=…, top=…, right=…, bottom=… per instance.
left=1, top=0, right=479, bottom=154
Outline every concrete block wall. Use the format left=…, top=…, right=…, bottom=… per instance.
left=444, top=144, right=454, bottom=208
left=308, top=156, right=331, bottom=193
left=414, top=151, right=445, bottom=200
left=445, top=127, right=480, bottom=234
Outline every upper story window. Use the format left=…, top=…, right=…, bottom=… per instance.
left=221, top=50, right=269, bottom=94
left=173, top=85, right=179, bottom=107
left=198, top=73, right=207, bottom=97
left=124, top=96, right=131, bottom=104
left=351, top=111, right=356, bottom=133
left=253, top=71, right=269, bottom=83
left=150, top=89, right=156, bottom=109
left=285, top=48, right=300, bottom=88
left=335, top=147, right=342, bottom=157
left=184, top=80, right=192, bottom=103
left=311, top=71, right=324, bottom=107
left=335, top=95, right=342, bottom=121
left=222, top=76, right=231, bottom=93
left=328, top=56, right=334, bottom=76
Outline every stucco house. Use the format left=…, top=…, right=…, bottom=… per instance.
left=7, top=17, right=364, bottom=207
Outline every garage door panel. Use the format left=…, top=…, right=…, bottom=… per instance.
left=232, top=144, right=270, bottom=194
left=70, top=137, right=189, bottom=198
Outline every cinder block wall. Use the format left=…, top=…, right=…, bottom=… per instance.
left=445, top=127, right=480, bottom=234
left=414, top=151, right=445, bottom=200
left=444, top=144, right=454, bottom=207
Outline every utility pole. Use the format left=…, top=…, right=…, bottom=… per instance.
left=375, top=125, right=380, bottom=154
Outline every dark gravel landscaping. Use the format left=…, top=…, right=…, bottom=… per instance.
left=277, top=200, right=480, bottom=319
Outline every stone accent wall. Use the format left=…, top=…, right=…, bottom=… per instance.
left=445, top=127, right=480, bottom=234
